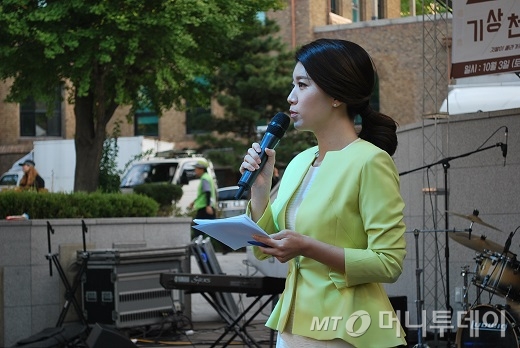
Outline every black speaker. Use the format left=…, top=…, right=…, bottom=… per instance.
left=86, top=323, right=137, bottom=348
left=11, top=324, right=87, bottom=348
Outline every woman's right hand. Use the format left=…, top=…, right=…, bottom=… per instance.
left=239, top=142, right=276, bottom=191
left=239, top=143, right=276, bottom=220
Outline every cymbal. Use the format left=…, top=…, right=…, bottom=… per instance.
left=447, top=210, right=502, bottom=232
left=448, top=232, right=514, bottom=256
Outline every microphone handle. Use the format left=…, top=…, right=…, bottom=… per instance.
left=503, top=145, right=507, bottom=167
left=235, top=133, right=281, bottom=199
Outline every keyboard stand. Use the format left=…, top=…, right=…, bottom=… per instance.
left=45, top=220, right=90, bottom=330
left=195, top=290, right=278, bottom=348
left=187, top=237, right=279, bottom=347
left=160, top=271, right=285, bottom=348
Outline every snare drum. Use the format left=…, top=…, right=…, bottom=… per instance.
left=473, top=251, right=520, bottom=302
left=456, top=304, right=520, bottom=347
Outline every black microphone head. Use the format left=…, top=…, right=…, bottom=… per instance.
left=502, top=143, right=507, bottom=156
left=266, top=112, right=291, bottom=138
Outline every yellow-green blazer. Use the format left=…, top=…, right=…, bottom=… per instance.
left=253, top=139, right=407, bottom=347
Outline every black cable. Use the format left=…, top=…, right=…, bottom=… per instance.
left=476, top=125, right=507, bottom=150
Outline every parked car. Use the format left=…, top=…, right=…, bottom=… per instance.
left=0, top=170, right=23, bottom=191
left=120, top=155, right=217, bottom=214
left=217, top=186, right=250, bottom=218
left=216, top=178, right=282, bottom=219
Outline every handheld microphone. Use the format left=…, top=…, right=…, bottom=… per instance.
left=501, top=127, right=508, bottom=166
left=235, top=112, right=291, bottom=199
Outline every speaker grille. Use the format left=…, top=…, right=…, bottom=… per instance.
left=119, top=289, right=170, bottom=303
left=118, top=307, right=172, bottom=324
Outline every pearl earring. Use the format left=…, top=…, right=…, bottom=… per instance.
left=333, top=103, right=337, bottom=107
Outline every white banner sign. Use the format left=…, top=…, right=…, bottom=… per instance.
left=452, top=0, right=520, bottom=78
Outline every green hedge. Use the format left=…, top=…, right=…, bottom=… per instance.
left=133, top=183, right=184, bottom=216
left=133, top=183, right=183, bottom=206
left=0, top=191, right=159, bottom=219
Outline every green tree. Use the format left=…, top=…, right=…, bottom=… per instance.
left=401, top=0, right=451, bottom=16
left=209, top=18, right=294, bottom=139
left=99, top=137, right=121, bottom=193
left=0, top=0, right=283, bottom=192
left=193, top=16, right=302, bottom=171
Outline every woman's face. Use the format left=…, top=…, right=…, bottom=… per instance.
left=287, top=62, right=335, bottom=132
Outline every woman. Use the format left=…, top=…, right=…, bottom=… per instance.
left=240, top=39, right=407, bottom=347
left=18, top=159, right=45, bottom=191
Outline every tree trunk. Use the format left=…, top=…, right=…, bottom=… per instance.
left=73, top=94, right=107, bottom=192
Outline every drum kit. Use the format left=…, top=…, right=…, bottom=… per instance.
left=447, top=210, right=520, bottom=348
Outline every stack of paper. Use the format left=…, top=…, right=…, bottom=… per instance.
left=193, top=214, right=270, bottom=250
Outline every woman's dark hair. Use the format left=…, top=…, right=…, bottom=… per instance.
left=295, top=38, right=398, bottom=156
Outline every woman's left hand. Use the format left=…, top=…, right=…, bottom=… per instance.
left=251, top=230, right=309, bottom=263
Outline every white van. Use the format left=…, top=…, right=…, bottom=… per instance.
left=120, top=155, right=217, bottom=214
left=0, top=152, right=33, bottom=191
left=0, top=170, right=23, bottom=191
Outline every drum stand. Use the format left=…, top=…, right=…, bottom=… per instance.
left=413, top=229, right=429, bottom=348
left=400, top=140, right=504, bottom=348
left=460, top=265, right=471, bottom=312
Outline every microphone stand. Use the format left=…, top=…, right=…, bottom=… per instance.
left=413, top=229, right=429, bottom=348
left=399, top=142, right=504, bottom=347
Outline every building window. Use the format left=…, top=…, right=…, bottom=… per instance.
left=378, top=0, right=385, bottom=19
left=331, top=0, right=339, bottom=14
left=256, top=11, right=266, bottom=24
left=352, top=0, right=360, bottom=22
left=20, top=89, right=62, bottom=137
left=185, top=76, right=212, bottom=134
left=134, top=108, right=159, bottom=136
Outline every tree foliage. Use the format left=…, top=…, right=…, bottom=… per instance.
left=0, top=0, right=284, bottom=192
left=192, top=17, right=310, bottom=172
left=208, top=18, right=295, bottom=139
left=400, top=0, right=451, bottom=16
left=99, top=136, right=122, bottom=193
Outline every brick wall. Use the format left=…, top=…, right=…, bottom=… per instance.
left=268, top=1, right=432, bottom=126
left=107, top=105, right=196, bottom=149
left=315, top=17, right=451, bottom=125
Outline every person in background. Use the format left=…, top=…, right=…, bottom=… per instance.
left=189, top=160, right=217, bottom=220
left=18, top=159, right=45, bottom=192
left=240, top=38, right=407, bottom=347
left=189, top=159, right=235, bottom=252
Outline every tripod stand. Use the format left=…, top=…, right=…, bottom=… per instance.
left=400, top=141, right=504, bottom=347
left=46, top=220, right=90, bottom=330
